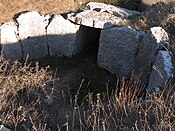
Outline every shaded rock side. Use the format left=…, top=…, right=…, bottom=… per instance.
left=86, top=2, right=141, bottom=19
left=0, top=125, right=11, bottom=131
left=73, top=25, right=101, bottom=55
left=97, top=26, right=143, bottom=77
left=47, top=15, right=80, bottom=57
left=133, top=27, right=170, bottom=85
left=147, top=50, right=174, bottom=93
left=0, top=22, right=22, bottom=60
left=68, top=10, right=128, bottom=29
left=17, top=11, right=50, bottom=60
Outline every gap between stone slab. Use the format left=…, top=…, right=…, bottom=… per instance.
left=45, top=14, right=55, bottom=57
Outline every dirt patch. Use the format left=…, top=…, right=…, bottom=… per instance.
left=0, top=0, right=85, bottom=24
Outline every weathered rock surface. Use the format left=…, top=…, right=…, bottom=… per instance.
left=68, top=10, right=128, bottom=29
left=0, top=125, right=11, bottom=131
left=86, top=2, right=141, bottom=19
left=17, top=11, right=50, bottom=59
left=47, top=15, right=80, bottom=57
left=147, top=50, right=174, bottom=93
left=0, top=22, right=22, bottom=60
left=47, top=15, right=101, bottom=57
left=133, top=27, right=170, bottom=85
left=97, top=26, right=144, bottom=77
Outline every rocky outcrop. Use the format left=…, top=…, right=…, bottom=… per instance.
left=147, top=50, right=174, bottom=93
left=97, top=25, right=174, bottom=92
left=133, top=27, right=170, bottom=85
left=0, top=22, right=22, bottom=60
left=97, top=26, right=144, bottom=77
left=17, top=11, right=50, bottom=60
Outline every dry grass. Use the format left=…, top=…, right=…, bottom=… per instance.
left=0, top=57, right=175, bottom=130
left=0, top=0, right=175, bottom=130
left=0, top=0, right=87, bottom=24
left=0, top=57, right=57, bottom=130
left=0, top=0, right=174, bottom=24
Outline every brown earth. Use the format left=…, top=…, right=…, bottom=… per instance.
left=0, top=0, right=175, bottom=24
left=0, top=0, right=85, bottom=24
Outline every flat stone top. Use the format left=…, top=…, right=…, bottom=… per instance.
left=68, top=10, right=128, bottom=29
left=67, top=2, right=141, bottom=29
left=86, top=2, right=141, bottom=19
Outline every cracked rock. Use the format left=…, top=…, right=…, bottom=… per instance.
left=0, top=22, right=22, bottom=60
left=47, top=15, right=80, bottom=57
left=97, top=26, right=143, bottom=77
left=68, top=10, right=128, bottom=29
left=133, top=27, right=170, bottom=85
left=17, top=11, right=50, bottom=60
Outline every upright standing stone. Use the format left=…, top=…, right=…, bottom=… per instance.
left=47, top=15, right=80, bottom=57
left=133, top=27, right=170, bottom=85
left=147, top=51, right=174, bottom=93
left=17, top=11, right=50, bottom=60
left=97, top=26, right=143, bottom=77
left=0, top=22, right=22, bottom=60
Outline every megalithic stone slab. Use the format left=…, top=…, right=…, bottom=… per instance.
left=0, top=22, right=22, bottom=60
left=147, top=50, right=174, bottom=93
left=47, top=15, right=80, bottom=57
left=17, top=11, right=50, bottom=60
left=97, top=26, right=143, bottom=77
left=68, top=10, right=128, bottom=29
left=86, top=2, right=141, bottom=19
left=133, top=27, right=170, bottom=85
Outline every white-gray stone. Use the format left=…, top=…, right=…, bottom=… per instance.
left=17, top=11, right=50, bottom=60
left=0, top=22, right=22, bottom=60
left=97, top=26, right=143, bottom=77
left=133, top=27, right=170, bottom=85
left=0, top=125, right=11, bottom=131
left=47, top=15, right=80, bottom=57
left=86, top=2, right=141, bottom=19
left=147, top=50, right=174, bottom=93
left=68, top=10, right=127, bottom=29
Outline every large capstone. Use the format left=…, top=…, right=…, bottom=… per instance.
left=133, top=27, right=170, bottom=85
left=86, top=2, right=141, bottom=19
left=147, top=50, right=174, bottom=93
left=68, top=10, right=128, bottom=29
left=97, top=26, right=143, bottom=77
left=0, top=22, right=22, bottom=60
left=17, top=11, right=50, bottom=60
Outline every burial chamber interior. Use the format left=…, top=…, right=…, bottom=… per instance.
left=73, top=25, right=101, bottom=59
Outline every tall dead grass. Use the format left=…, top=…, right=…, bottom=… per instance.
left=68, top=79, right=175, bottom=130
left=0, top=57, right=57, bottom=130
left=0, top=58, right=175, bottom=130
